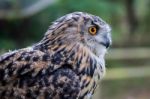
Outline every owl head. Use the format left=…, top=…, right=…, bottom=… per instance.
left=42, top=12, right=112, bottom=57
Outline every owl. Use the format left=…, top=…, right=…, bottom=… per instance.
left=0, top=12, right=111, bottom=99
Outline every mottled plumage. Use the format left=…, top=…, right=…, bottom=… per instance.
left=0, top=12, right=111, bottom=99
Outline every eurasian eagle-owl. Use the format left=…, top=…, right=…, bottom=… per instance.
left=0, top=12, right=111, bottom=99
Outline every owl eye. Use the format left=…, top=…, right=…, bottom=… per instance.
left=88, top=26, right=97, bottom=35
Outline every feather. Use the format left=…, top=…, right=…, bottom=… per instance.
left=0, top=12, right=111, bottom=99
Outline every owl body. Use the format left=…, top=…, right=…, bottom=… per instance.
left=0, top=12, right=111, bottom=99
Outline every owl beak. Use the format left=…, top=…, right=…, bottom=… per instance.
left=101, top=39, right=111, bottom=48
left=100, top=33, right=111, bottom=48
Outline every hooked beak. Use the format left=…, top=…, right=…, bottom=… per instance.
left=100, top=32, right=111, bottom=48
left=100, top=39, right=111, bottom=48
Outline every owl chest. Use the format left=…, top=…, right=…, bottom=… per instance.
left=77, top=63, right=103, bottom=99
left=75, top=55, right=105, bottom=99
left=78, top=72, right=100, bottom=99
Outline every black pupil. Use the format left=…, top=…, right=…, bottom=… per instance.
left=91, top=27, right=96, bottom=32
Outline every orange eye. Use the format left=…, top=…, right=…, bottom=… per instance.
left=88, top=26, right=97, bottom=35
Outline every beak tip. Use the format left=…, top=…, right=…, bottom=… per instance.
left=100, top=39, right=111, bottom=48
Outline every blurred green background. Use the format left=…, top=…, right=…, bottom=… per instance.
left=0, top=0, right=150, bottom=99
